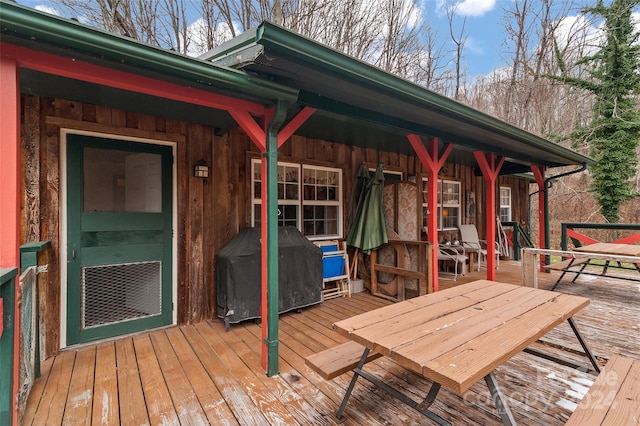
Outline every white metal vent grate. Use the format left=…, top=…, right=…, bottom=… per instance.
left=81, top=261, right=162, bottom=329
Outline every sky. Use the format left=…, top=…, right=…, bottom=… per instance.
left=422, top=0, right=592, bottom=77
left=12, top=0, right=635, bottom=79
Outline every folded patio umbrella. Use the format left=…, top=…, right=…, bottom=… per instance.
left=346, top=163, right=388, bottom=254
left=346, top=163, right=370, bottom=232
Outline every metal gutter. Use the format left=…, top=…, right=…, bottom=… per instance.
left=251, top=21, right=593, bottom=166
left=0, top=1, right=298, bottom=103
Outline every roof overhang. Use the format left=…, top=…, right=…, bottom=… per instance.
left=1, top=3, right=593, bottom=175
left=0, top=1, right=298, bottom=114
left=202, top=21, right=594, bottom=174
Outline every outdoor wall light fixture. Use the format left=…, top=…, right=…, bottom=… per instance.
left=194, top=160, right=209, bottom=178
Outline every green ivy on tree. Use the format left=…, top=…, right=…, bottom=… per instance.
left=549, top=0, right=640, bottom=223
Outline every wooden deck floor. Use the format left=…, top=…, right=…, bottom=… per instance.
left=22, top=262, right=640, bottom=425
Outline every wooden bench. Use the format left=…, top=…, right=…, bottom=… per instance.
left=565, top=354, right=639, bottom=425
left=545, top=257, right=590, bottom=290
left=305, top=341, right=382, bottom=380
left=543, top=257, right=589, bottom=271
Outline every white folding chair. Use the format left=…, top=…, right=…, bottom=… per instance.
left=438, top=245, right=468, bottom=281
left=458, top=224, right=499, bottom=271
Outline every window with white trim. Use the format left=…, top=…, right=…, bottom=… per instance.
left=499, top=186, right=512, bottom=222
left=422, top=179, right=461, bottom=231
left=251, top=159, right=342, bottom=239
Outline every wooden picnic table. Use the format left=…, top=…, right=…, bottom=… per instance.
left=574, top=242, right=640, bottom=257
left=549, top=243, right=640, bottom=289
left=333, top=280, right=600, bottom=425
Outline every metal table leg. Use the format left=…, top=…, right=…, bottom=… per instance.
left=485, top=372, right=516, bottom=426
left=336, top=347, right=450, bottom=425
left=336, top=348, right=369, bottom=419
left=568, top=317, right=601, bottom=373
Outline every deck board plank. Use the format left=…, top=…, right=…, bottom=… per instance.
left=115, top=338, right=149, bottom=425
left=61, top=345, right=96, bottom=425
left=195, top=321, right=299, bottom=425
left=214, top=320, right=332, bottom=425
left=133, top=333, right=180, bottom=425
left=247, top=319, right=411, bottom=425
left=148, top=329, right=209, bottom=425
left=22, top=263, right=640, bottom=426
left=233, top=322, right=355, bottom=426
left=20, top=354, right=54, bottom=425
left=181, top=324, right=269, bottom=425
left=91, top=342, right=119, bottom=426
left=164, top=326, right=239, bottom=425
left=29, top=349, right=75, bottom=425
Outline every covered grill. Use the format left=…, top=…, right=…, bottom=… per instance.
left=216, top=226, right=323, bottom=325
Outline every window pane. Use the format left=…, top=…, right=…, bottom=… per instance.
left=253, top=204, right=299, bottom=228
left=303, top=168, right=339, bottom=201
left=84, top=148, right=161, bottom=213
left=278, top=165, right=299, bottom=200
left=280, top=205, right=299, bottom=227
left=252, top=161, right=342, bottom=237
left=440, top=181, right=460, bottom=229
left=303, top=205, right=338, bottom=237
left=499, top=187, right=511, bottom=221
left=441, top=182, right=460, bottom=205
left=442, top=206, right=459, bottom=229
left=499, top=208, right=511, bottom=222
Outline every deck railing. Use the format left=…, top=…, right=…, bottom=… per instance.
left=560, top=223, right=640, bottom=250
left=0, top=267, right=19, bottom=426
left=17, top=241, right=50, bottom=422
left=501, top=221, right=534, bottom=260
left=17, top=267, right=37, bottom=417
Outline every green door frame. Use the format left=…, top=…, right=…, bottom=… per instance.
left=65, top=134, right=173, bottom=345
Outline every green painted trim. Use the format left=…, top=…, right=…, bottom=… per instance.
left=65, top=134, right=173, bottom=345
left=0, top=1, right=297, bottom=103
left=266, top=100, right=287, bottom=377
left=0, top=268, right=18, bottom=425
left=561, top=223, right=640, bottom=230
left=80, top=244, right=164, bottom=266
left=20, top=241, right=50, bottom=270
left=19, top=241, right=50, bottom=253
left=0, top=268, right=18, bottom=285
left=81, top=213, right=165, bottom=232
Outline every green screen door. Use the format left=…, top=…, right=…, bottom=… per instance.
left=66, top=134, right=173, bottom=345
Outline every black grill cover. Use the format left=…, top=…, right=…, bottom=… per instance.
left=216, top=226, right=323, bottom=324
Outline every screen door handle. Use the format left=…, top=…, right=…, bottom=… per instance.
left=72, top=249, right=76, bottom=260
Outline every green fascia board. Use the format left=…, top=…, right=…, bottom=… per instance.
left=298, top=92, right=554, bottom=165
left=507, top=172, right=538, bottom=182
left=0, top=268, right=18, bottom=285
left=251, top=21, right=593, bottom=166
left=0, top=1, right=297, bottom=104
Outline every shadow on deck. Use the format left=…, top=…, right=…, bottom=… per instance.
left=23, top=262, right=639, bottom=425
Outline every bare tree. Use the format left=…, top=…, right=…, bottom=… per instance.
left=465, top=0, right=595, bottom=140
left=444, top=1, right=468, bottom=101
left=55, top=0, right=192, bottom=53
left=414, top=26, right=449, bottom=91
left=54, top=0, right=440, bottom=84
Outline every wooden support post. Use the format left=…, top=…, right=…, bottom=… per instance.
left=474, top=151, right=505, bottom=281
left=233, top=104, right=315, bottom=375
left=408, top=135, right=453, bottom=291
left=531, top=166, right=546, bottom=272
left=0, top=57, right=20, bottom=426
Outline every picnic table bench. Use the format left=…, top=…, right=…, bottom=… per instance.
left=543, top=243, right=640, bottom=290
left=319, top=280, right=600, bottom=425
left=566, top=353, right=639, bottom=425
left=544, top=257, right=590, bottom=289
left=305, top=341, right=381, bottom=380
